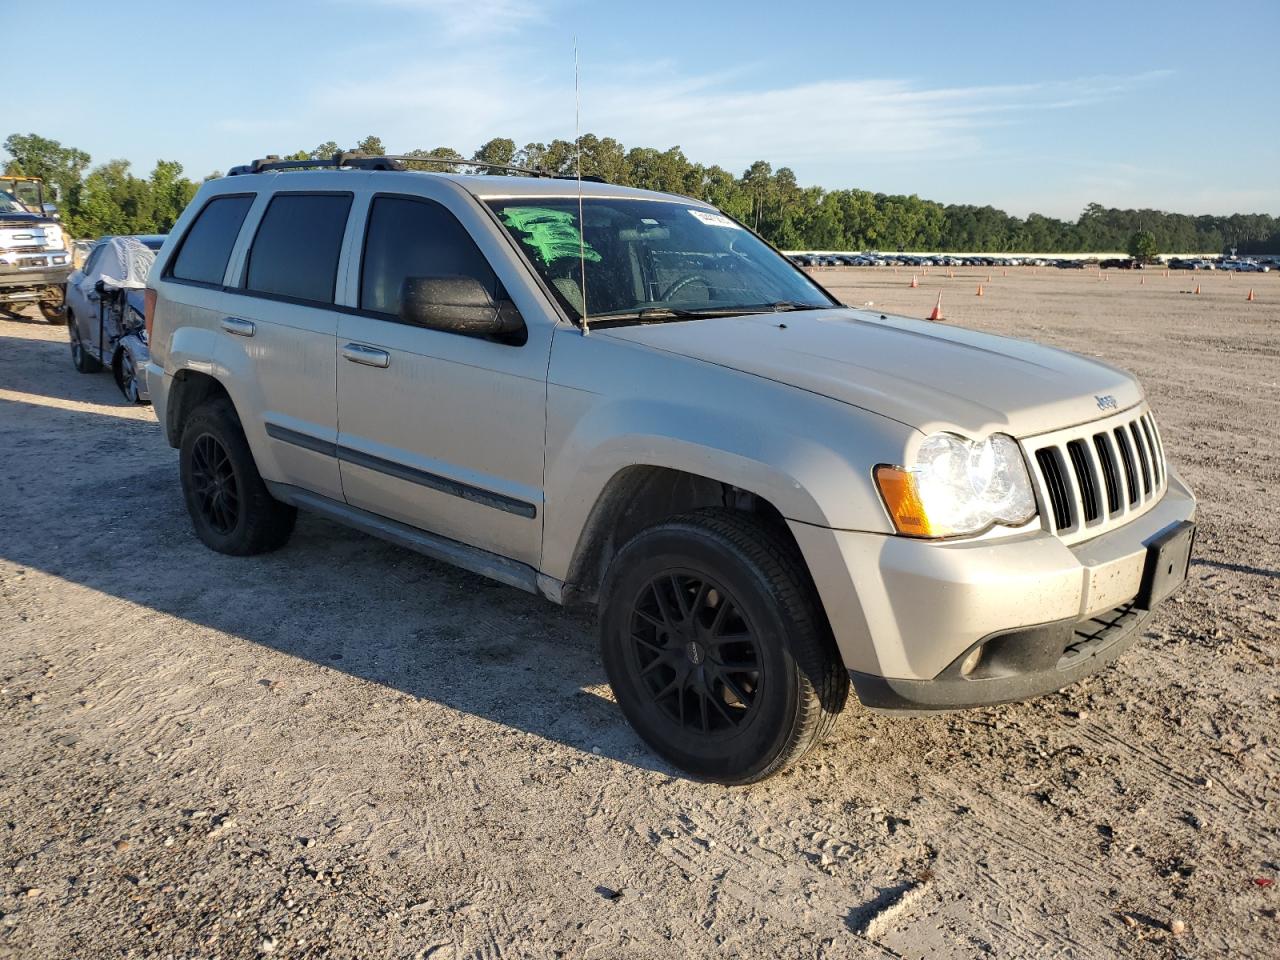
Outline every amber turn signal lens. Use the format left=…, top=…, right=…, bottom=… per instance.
left=874, top=465, right=936, bottom=538
left=144, top=288, right=157, bottom=341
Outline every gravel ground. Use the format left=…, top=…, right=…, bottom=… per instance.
left=1, top=267, right=1277, bottom=959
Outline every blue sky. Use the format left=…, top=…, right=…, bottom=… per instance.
left=13, top=0, right=1279, bottom=219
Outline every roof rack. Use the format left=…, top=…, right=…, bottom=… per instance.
left=226, top=153, right=607, bottom=183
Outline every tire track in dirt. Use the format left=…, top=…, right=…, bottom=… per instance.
left=633, top=813, right=909, bottom=958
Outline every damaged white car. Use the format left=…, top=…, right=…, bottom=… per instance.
left=65, top=234, right=165, bottom=403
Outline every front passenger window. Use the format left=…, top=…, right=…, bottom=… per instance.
left=360, top=195, right=502, bottom=318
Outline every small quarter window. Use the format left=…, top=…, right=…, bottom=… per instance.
left=245, top=193, right=352, bottom=304
left=169, top=194, right=253, bottom=286
left=360, top=195, right=500, bottom=317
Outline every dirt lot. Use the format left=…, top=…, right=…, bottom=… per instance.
left=1, top=267, right=1277, bottom=959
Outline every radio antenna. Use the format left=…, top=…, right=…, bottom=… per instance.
left=575, top=37, right=589, bottom=336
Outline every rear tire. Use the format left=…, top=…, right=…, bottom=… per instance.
left=599, top=508, right=848, bottom=784
left=179, top=397, right=296, bottom=555
left=68, top=312, right=102, bottom=373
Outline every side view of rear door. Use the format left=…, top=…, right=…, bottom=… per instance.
left=210, top=190, right=353, bottom=502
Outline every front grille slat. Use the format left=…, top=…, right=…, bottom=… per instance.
left=1113, top=427, right=1140, bottom=505
left=1140, top=415, right=1161, bottom=487
left=1029, top=408, right=1166, bottom=541
left=1130, top=423, right=1152, bottom=495
left=1066, top=439, right=1100, bottom=523
left=1093, top=432, right=1122, bottom=514
left=1035, top=448, right=1073, bottom=531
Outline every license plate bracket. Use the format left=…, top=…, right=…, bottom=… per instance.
left=1135, top=520, right=1195, bottom=610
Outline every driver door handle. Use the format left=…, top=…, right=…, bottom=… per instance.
left=342, top=343, right=390, bottom=368
left=220, top=316, right=256, bottom=337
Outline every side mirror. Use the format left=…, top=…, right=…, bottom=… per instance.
left=399, top=276, right=525, bottom=343
left=42, top=203, right=60, bottom=220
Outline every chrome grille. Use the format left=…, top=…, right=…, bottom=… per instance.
left=1025, top=407, right=1167, bottom=543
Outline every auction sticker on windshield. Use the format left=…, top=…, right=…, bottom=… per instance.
left=688, top=209, right=741, bottom=229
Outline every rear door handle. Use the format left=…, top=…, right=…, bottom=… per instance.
left=220, top=316, right=256, bottom=337
left=342, top=343, right=390, bottom=368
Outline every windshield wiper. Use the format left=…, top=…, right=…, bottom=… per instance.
left=755, top=301, right=829, bottom=312
left=586, top=306, right=750, bottom=327
left=584, top=301, right=831, bottom=328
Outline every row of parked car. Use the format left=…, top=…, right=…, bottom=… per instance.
left=792, top=252, right=1275, bottom=272
left=1166, top=257, right=1273, bottom=272
left=793, top=253, right=1098, bottom=269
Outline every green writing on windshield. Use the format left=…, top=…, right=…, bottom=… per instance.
left=500, top=206, right=601, bottom=266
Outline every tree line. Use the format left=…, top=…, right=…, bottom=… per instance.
left=5, top=131, right=1276, bottom=254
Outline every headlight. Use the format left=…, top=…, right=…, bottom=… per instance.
left=875, top=433, right=1037, bottom=538
left=43, top=225, right=64, bottom=250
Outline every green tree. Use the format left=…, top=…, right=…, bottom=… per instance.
left=7, top=128, right=1278, bottom=253
left=3, top=132, right=91, bottom=215
left=472, top=137, right=517, bottom=173
left=1128, top=230, right=1159, bottom=262
left=148, top=160, right=198, bottom=232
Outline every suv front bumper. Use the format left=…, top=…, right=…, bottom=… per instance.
left=0, top=258, right=71, bottom=297
left=790, top=469, right=1197, bottom=710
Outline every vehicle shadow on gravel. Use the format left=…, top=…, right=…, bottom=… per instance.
left=1, top=435, right=679, bottom=777
left=0, top=333, right=146, bottom=409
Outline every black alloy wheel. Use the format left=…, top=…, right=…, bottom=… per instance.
left=627, top=571, right=765, bottom=736
left=178, top=397, right=296, bottom=555
left=599, top=509, right=848, bottom=784
left=189, top=434, right=240, bottom=535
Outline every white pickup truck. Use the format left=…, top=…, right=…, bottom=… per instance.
left=0, top=176, right=72, bottom=320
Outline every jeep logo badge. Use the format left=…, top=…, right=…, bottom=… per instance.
left=1095, top=394, right=1118, bottom=411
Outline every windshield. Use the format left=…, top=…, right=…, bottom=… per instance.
left=486, top=197, right=835, bottom=322
left=0, top=191, right=28, bottom=215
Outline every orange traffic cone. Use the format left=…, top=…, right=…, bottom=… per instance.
left=976, top=284, right=984, bottom=297
left=1194, top=283, right=1201, bottom=295
left=1140, top=276, right=1145, bottom=285
left=910, top=275, right=919, bottom=288
left=1163, top=269, right=1169, bottom=277
left=1247, top=288, right=1255, bottom=301
left=1002, top=269, right=1008, bottom=277
left=927, top=292, right=944, bottom=321
left=948, top=268, right=954, bottom=279
left=986, top=274, right=992, bottom=282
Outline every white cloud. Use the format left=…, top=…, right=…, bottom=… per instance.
left=306, top=52, right=1170, bottom=177
left=338, top=0, right=546, bottom=37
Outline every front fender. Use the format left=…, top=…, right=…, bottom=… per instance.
left=539, top=331, right=914, bottom=582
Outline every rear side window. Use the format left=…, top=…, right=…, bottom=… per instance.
left=360, top=195, right=499, bottom=317
left=245, top=193, right=352, bottom=304
left=169, top=194, right=253, bottom=286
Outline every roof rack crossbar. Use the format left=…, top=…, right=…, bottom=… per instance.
left=226, top=153, right=611, bottom=184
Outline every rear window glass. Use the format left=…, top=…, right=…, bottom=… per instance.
left=360, top=195, right=499, bottom=317
left=245, top=193, right=352, bottom=304
left=169, top=194, right=253, bottom=286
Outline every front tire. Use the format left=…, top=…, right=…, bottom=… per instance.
left=113, top=346, right=149, bottom=405
left=599, top=509, right=848, bottom=784
left=179, top=397, right=296, bottom=555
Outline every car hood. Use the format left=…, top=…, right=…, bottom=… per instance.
left=0, top=213, right=54, bottom=227
left=598, top=307, right=1143, bottom=437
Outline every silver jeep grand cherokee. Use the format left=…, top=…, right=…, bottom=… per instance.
left=145, top=155, right=1196, bottom=783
